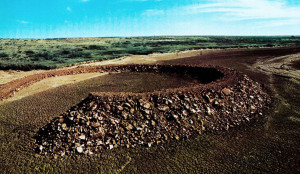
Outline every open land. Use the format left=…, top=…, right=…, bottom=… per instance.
left=0, top=37, right=300, bottom=173
left=1, top=36, right=300, bottom=70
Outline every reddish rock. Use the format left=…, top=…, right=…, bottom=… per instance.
left=222, top=88, right=232, bottom=95
left=33, top=64, right=271, bottom=156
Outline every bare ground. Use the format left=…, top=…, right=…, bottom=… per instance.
left=254, top=53, right=300, bottom=80
left=161, top=46, right=300, bottom=173
left=2, top=73, right=108, bottom=103
left=0, top=47, right=300, bottom=173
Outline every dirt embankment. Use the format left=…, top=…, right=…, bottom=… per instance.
left=33, top=64, right=271, bottom=156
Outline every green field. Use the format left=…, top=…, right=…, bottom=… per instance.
left=0, top=36, right=300, bottom=70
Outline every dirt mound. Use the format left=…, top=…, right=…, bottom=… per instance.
left=32, top=64, right=271, bottom=156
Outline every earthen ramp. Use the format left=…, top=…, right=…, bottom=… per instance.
left=33, top=64, right=271, bottom=156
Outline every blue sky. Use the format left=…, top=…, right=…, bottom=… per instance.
left=0, top=0, right=300, bottom=38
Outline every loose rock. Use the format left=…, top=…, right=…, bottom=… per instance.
left=222, top=88, right=232, bottom=96
left=33, top=64, right=271, bottom=156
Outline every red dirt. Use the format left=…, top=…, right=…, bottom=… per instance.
left=161, top=46, right=300, bottom=85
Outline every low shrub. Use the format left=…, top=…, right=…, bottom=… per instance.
left=88, top=45, right=107, bottom=50
left=0, top=52, right=8, bottom=58
left=25, top=50, right=35, bottom=55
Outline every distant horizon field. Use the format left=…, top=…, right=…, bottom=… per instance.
left=1, top=36, right=300, bottom=70
left=1, top=35, right=300, bottom=40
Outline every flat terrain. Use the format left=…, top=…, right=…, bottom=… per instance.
left=1, top=36, right=299, bottom=70
left=0, top=46, right=300, bottom=173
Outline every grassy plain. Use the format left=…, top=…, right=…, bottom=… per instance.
left=0, top=36, right=300, bottom=70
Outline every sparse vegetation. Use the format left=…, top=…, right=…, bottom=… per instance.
left=0, top=52, right=8, bottom=58
left=0, top=36, right=300, bottom=70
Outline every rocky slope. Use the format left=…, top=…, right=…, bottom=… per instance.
left=34, top=64, right=271, bottom=156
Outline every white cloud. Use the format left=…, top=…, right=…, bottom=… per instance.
left=17, top=20, right=29, bottom=24
left=256, top=19, right=300, bottom=27
left=127, top=0, right=162, bottom=2
left=142, top=9, right=164, bottom=16
left=178, top=0, right=300, bottom=26
left=67, top=7, right=72, bottom=12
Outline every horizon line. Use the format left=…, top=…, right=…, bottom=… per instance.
left=1, top=34, right=299, bottom=40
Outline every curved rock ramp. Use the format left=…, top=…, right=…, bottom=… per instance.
left=31, top=64, right=270, bottom=156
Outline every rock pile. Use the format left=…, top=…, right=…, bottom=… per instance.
left=34, top=64, right=271, bottom=156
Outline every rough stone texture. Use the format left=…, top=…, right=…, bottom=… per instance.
left=32, top=64, right=270, bottom=156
